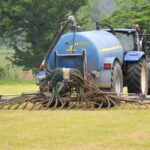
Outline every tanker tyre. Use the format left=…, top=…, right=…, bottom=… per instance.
left=111, top=61, right=123, bottom=94
left=94, top=62, right=123, bottom=108
left=127, top=59, right=148, bottom=95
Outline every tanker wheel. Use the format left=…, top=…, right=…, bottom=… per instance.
left=111, top=61, right=123, bottom=94
left=127, top=59, right=148, bottom=95
left=95, top=62, right=123, bottom=108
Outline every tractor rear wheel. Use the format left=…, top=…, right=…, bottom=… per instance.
left=111, top=61, right=123, bottom=94
left=127, top=59, right=148, bottom=95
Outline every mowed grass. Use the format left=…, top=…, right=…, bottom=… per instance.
left=1, top=110, right=150, bottom=150
left=0, top=80, right=38, bottom=95
left=0, top=81, right=150, bottom=150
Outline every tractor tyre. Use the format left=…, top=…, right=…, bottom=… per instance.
left=111, top=61, right=123, bottom=94
left=127, top=59, right=148, bottom=95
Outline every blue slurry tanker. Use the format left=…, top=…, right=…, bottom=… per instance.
left=38, top=16, right=150, bottom=96
left=1, top=16, right=150, bottom=110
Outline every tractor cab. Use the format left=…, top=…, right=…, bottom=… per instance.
left=107, top=28, right=150, bottom=60
left=105, top=28, right=140, bottom=54
left=114, top=29, right=139, bottom=52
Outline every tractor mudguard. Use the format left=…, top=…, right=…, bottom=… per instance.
left=124, top=51, right=145, bottom=62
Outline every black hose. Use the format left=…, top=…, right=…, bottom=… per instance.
left=96, top=22, right=115, bottom=35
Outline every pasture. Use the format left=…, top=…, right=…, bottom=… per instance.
left=0, top=81, right=150, bottom=150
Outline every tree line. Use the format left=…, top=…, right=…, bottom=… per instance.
left=0, top=0, right=149, bottom=70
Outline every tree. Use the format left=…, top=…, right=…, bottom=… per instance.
left=76, top=0, right=116, bottom=31
left=76, top=0, right=102, bottom=30
left=103, top=0, right=150, bottom=31
left=0, top=0, right=87, bottom=70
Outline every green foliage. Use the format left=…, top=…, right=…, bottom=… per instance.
left=0, top=67, right=6, bottom=78
left=77, top=0, right=107, bottom=31
left=103, top=0, right=150, bottom=31
left=0, top=50, right=22, bottom=80
left=0, top=0, right=87, bottom=69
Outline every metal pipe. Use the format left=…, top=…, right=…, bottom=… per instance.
left=45, top=16, right=76, bottom=74
left=96, top=22, right=115, bottom=35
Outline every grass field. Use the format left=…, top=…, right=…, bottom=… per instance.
left=0, top=81, right=150, bottom=150
left=0, top=80, right=38, bottom=94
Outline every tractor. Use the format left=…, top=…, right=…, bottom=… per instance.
left=1, top=16, right=150, bottom=110
left=37, top=16, right=150, bottom=97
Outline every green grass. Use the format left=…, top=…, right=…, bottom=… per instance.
left=0, top=80, right=38, bottom=94
left=0, top=109, right=150, bottom=150
left=0, top=79, right=36, bottom=85
left=0, top=82, right=150, bottom=150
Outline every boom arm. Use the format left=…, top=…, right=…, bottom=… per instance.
left=45, top=16, right=76, bottom=74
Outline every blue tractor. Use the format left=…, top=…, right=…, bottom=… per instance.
left=38, top=16, right=150, bottom=97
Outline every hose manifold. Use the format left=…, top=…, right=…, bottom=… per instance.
left=62, top=68, right=70, bottom=80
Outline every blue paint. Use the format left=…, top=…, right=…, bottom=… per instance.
left=38, top=27, right=148, bottom=89
left=37, top=70, right=46, bottom=80
left=103, top=57, right=117, bottom=68
left=47, top=30, right=124, bottom=88
left=124, top=51, right=145, bottom=61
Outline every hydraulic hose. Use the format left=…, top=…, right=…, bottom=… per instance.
left=96, top=22, right=115, bottom=35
